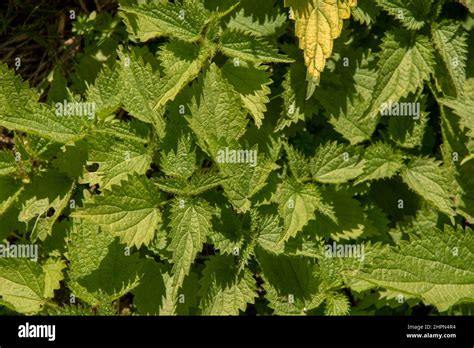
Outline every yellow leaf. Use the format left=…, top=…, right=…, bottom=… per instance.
left=286, top=0, right=356, bottom=85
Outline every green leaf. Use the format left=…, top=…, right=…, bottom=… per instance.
left=255, top=213, right=285, bottom=254
left=316, top=55, right=379, bottom=144
left=272, top=178, right=334, bottom=243
left=15, top=134, right=62, bottom=162
left=255, top=211, right=326, bottom=258
left=375, top=0, right=433, bottom=30
left=42, top=258, right=66, bottom=299
left=86, top=64, right=122, bottom=119
left=76, top=239, right=143, bottom=301
left=188, top=170, right=228, bottom=195
left=117, top=47, right=166, bottom=137
left=257, top=249, right=320, bottom=315
left=18, top=171, right=75, bottom=241
left=73, top=175, right=162, bottom=248
left=284, top=143, right=312, bottom=182
left=131, top=259, right=167, bottom=315
left=219, top=149, right=278, bottom=213
left=154, top=40, right=215, bottom=111
left=186, top=64, right=248, bottom=155
left=0, top=150, right=17, bottom=176
left=312, top=187, right=366, bottom=241
left=439, top=99, right=474, bottom=223
left=168, top=197, right=214, bottom=291
left=159, top=270, right=201, bottom=315
left=119, top=0, right=210, bottom=42
left=83, top=121, right=153, bottom=190
left=159, top=134, right=196, bottom=180
left=401, top=157, right=456, bottom=217
left=0, top=258, right=46, bottom=314
left=310, top=141, right=364, bottom=184
left=351, top=0, right=380, bottom=25
left=431, top=21, right=468, bottom=97
left=387, top=97, right=429, bottom=149
left=366, top=30, right=434, bottom=119
left=220, top=30, right=293, bottom=64
left=324, top=292, right=350, bottom=315
left=276, top=58, right=316, bottom=132
left=66, top=219, right=143, bottom=306
left=134, top=261, right=201, bottom=315
left=66, top=219, right=115, bottom=281
left=439, top=97, right=474, bottom=139
left=227, top=3, right=287, bottom=37
left=52, top=142, right=88, bottom=179
left=0, top=64, right=86, bottom=143
left=350, top=226, right=474, bottom=312
left=355, top=142, right=404, bottom=184
left=390, top=204, right=441, bottom=240
left=0, top=176, right=23, bottom=216
left=221, top=60, right=272, bottom=128
left=198, top=254, right=256, bottom=315
left=155, top=170, right=225, bottom=196
left=208, top=204, right=246, bottom=255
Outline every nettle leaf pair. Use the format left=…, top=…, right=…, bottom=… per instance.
left=0, top=0, right=473, bottom=316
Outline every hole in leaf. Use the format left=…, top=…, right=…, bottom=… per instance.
left=86, top=163, right=99, bottom=172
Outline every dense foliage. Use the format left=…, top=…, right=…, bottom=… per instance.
left=0, top=0, right=473, bottom=316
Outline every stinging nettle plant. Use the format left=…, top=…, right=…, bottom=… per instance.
left=0, top=0, right=473, bottom=316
